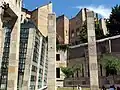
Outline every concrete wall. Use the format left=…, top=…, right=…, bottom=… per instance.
left=69, top=9, right=85, bottom=45
left=99, top=19, right=108, bottom=35
left=64, top=16, right=69, bottom=44
left=56, top=15, right=64, bottom=44
left=56, top=15, right=69, bottom=44
left=31, top=9, right=38, bottom=27
left=37, top=2, right=52, bottom=37
left=66, top=35, right=120, bottom=87
left=56, top=50, right=67, bottom=87
left=3, top=0, right=22, bottom=90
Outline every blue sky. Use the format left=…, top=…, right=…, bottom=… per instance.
left=23, top=0, right=120, bottom=18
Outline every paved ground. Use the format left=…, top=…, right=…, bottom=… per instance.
left=57, top=87, right=104, bottom=90
left=57, top=87, right=90, bottom=90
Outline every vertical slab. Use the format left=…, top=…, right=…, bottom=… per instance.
left=35, top=37, right=43, bottom=90
left=7, top=18, right=20, bottom=90
left=42, top=43, right=47, bottom=87
left=22, top=28, right=35, bottom=90
left=47, top=13, right=56, bottom=90
left=87, top=11, right=99, bottom=90
left=0, top=7, right=4, bottom=77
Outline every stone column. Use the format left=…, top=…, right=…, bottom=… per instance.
left=42, top=44, right=47, bottom=87
left=35, top=37, right=43, bottom=90
left=47, top=13, right=56, bottom=90
left=42, top=43, right=47, bottom=87
left=84, top=48, right=88, bottom=77
left=22, top=28, right=35, bottom=90
left=0, top=2, right=4, bottom=72
left=87, top=11, right=99, bottom=90
left=7, top=17, right=20, bottom=90
left=109, top=39, right=112, bottom=53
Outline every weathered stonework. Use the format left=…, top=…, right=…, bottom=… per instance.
left=56, top=50, right=67, bottom=87
left=7, top=17, right=21, bottom=90
left=0, top=6, right=4, bottom=75
left=31, top=2, right=52, bottom=37
left=87, top=11, right=99, bottom=90
left=47, top=13, right=56, bottom=90
left=35, top=37, right=43, bottom=90
left=22, top=28, right=35, bottom=90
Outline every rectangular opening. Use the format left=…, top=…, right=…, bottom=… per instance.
left=56, top=68, right=60, bottom=78
left=56, top=54, right=60, bottom=61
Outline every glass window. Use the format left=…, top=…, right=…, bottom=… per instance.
left=31, top=75, right=36, bottom=82
left=32, top=65, right=37, bottom=72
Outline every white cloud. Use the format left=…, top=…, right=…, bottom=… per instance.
left=75, top=5, right=111, bottom=18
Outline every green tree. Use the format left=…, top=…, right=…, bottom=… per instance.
left=79, top=21, right=105, bottom=43
left=95, top=21, right=105, bottom=40
left=101, top=54, right=120, bottom=84
left=61, top=64, right=82, bottom=78
left=79, top=23, right=88, bottom=43
left=72, top=64, right=82, bottom=77
left=61, top=67, right=74, bottom=78
left=107, top=5, right=120, bottom=36
left=61, top=64, right=82, bottom=90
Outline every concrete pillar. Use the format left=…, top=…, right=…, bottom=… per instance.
left=22, top=28, right=35, bottom=90
left=42, top=43, right=47, bottom=87
left=35, top=37, right=43, bottom=90
left=7, top=17, right=20, bottom=90
left=47, top=13, right=56, bottom=90
left=0, top=3, right=4, bottom=73
left=109, top=39, right=111, bottom=53
left=84, top=48, right=88, bottom=77
left=87, top=11, right=99, bottom=90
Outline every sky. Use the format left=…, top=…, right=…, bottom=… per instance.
left=23, top=0, right=120, bottom=18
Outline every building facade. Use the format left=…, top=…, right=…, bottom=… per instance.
left=0, top=18, right=48, bottom=90
left=31, top=2, right=52, bottom=37
left=56, top=15, right=69, bottom=88
left=56, top=15, right=69, bottom=44
left=0, top=0, right=22, bottom=90
left=56, top=50, right=67, bottom=87
left=20, top=20, right=48, bottom=90
left=0, top=1, right=50, bottom=90
left=65, top=35, right=120, bottom=88
left=69, top=8, right=87, bottom=45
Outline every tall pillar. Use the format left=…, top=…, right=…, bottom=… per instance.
left=22, top=28, right=35, bottom=90
left=87, top=11, right=99, bottom=90
left=47, top=13, right=56, bottom=90
left=42, top=43, right=47, bottom=87
left=0, top=2, right=4, bottom=72
left=35, top=37, right=43, bottom=90
left=7, top=17, right=20, bottom=90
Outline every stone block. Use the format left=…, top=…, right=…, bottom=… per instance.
left=7, top=80, right=14, bottom=88
left=8, top=66, right=16, bottom=73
